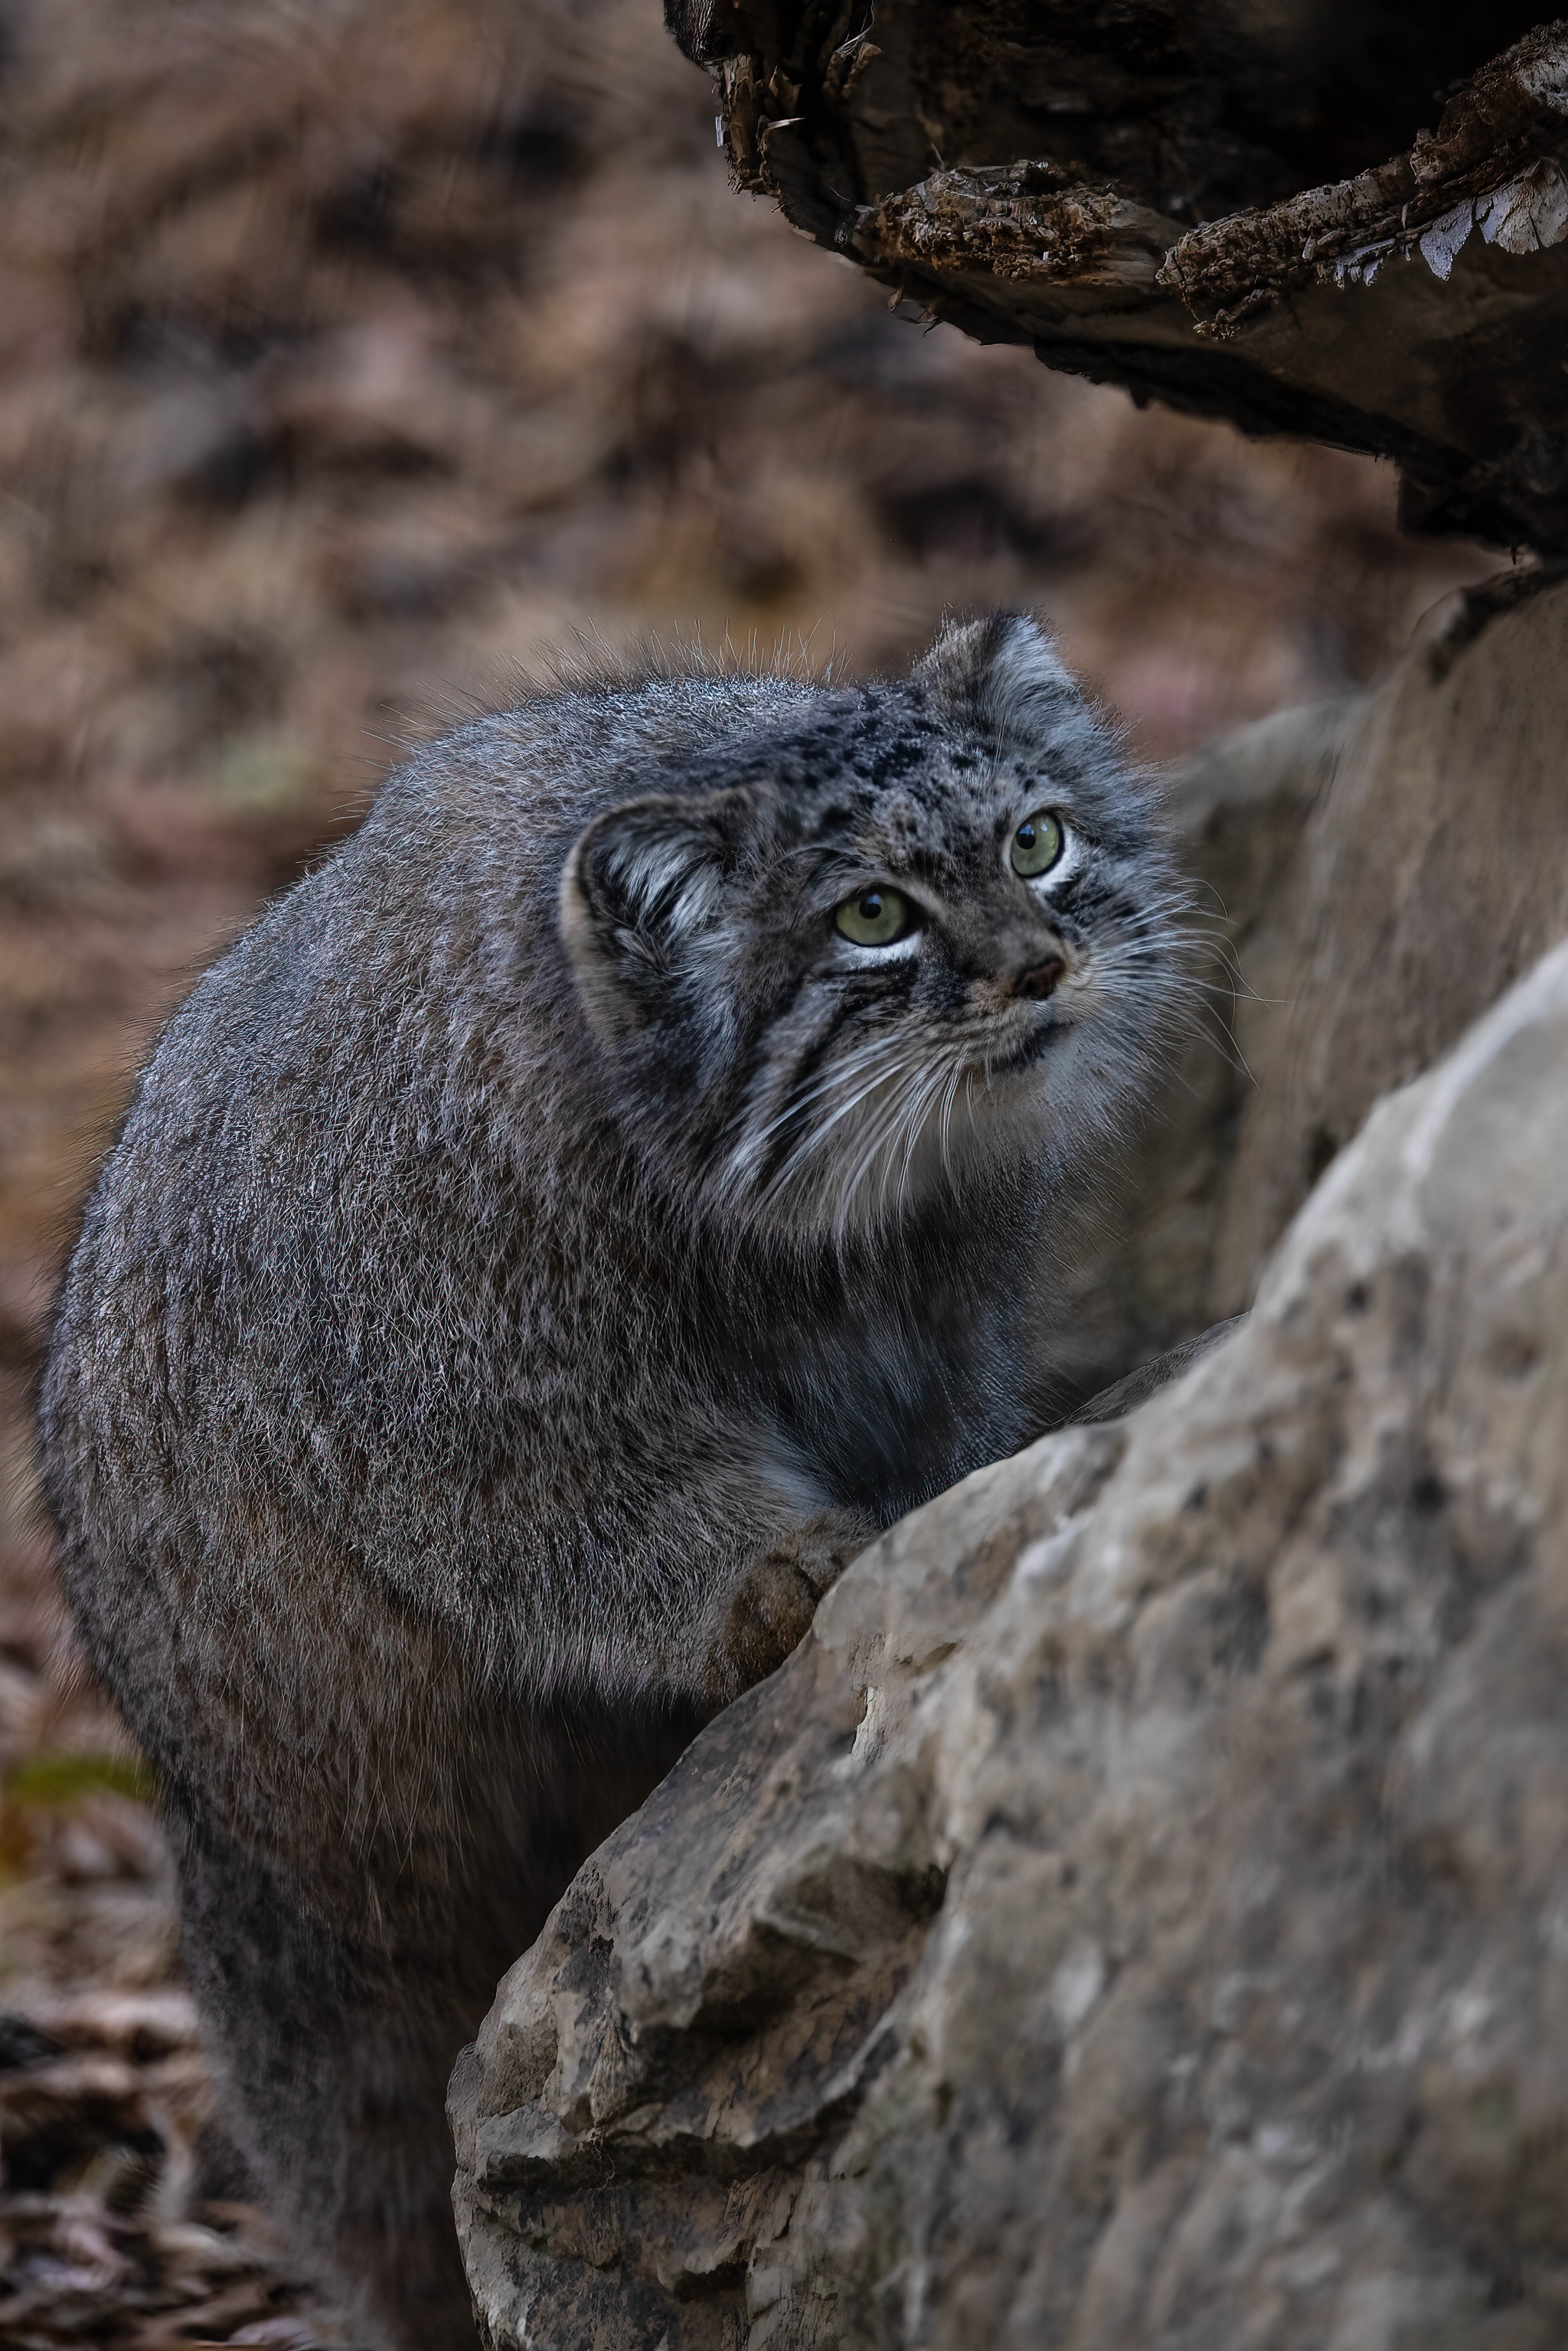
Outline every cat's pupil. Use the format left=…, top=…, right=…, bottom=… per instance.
left=860, top=891, right=883, bottom=919
left=1016, top=823, right=1035, bottom=850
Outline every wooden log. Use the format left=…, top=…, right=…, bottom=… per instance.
left=670, top=5, right=1568, bottom=550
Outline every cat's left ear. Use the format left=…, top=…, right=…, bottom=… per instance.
left=560, top=786, right=760, bottom=1042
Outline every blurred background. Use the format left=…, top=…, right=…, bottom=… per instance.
left=0, top=0, right=1506, bottom=2340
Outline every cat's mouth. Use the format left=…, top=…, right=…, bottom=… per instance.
left=982, top=1017, right=1071, bottom=1079
left=972, top=978, right=1080, bottom=1075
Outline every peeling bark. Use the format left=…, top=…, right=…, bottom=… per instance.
left=1160, top=28, right=1568, bottom=317
left=675, top=5, right=1568, bottom=550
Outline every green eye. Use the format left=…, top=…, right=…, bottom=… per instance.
left=835, top=887, right=913, bottom=948
left=1011, top=809, right=1066, bottom=878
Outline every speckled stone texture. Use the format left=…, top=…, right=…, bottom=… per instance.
left=453, top=923, right=1568, bottom=2348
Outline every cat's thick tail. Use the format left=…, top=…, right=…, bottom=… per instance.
left=175, top=1811, right=482, bottom=2351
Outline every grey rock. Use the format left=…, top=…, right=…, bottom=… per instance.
left=453, top=929, right=1568, bottom=2348
left=1065, top=1316, right=1247, bottom=1427
left=1069, top=572, right=1568, bottom=1398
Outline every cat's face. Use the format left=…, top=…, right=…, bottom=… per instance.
left=561, top=614, right=1190, bottom=1241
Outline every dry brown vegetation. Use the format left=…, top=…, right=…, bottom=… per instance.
left=0, top=0, right=1504, bottom=2339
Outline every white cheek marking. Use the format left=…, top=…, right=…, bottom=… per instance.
left=1023, top=822, right=1083, bottom=898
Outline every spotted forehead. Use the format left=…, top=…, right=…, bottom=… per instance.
left=767, top=687, right=1048, bottom=855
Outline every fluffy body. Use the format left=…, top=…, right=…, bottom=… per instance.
left=41, top=615, right=1188, bottom=2347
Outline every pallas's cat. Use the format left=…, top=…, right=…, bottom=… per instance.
left=41, top=614, right=1189, bottom=2347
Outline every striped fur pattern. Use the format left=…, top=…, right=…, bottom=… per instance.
left=38, top=613, right=1191, bottom=2347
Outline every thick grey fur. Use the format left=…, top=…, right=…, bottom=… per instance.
left=40, top=614, right=1191, bottom=2347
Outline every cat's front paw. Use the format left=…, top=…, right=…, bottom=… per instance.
left=700, top=1508, right=876, bottom=1707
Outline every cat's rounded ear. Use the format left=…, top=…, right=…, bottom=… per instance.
left=560, top=785, right=760, bottom=1043
left=916, top=611, right=1076, bottom=734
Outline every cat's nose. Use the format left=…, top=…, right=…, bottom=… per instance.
left=1001, top=953, right=1065, bottom=1001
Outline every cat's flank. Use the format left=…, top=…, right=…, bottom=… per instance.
left=41, top=614, right=1190, bottom=2347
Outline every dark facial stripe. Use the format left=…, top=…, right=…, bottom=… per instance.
left=747, top=976, right=916, bottom=1192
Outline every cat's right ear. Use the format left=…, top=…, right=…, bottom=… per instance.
left=560, top=788, right=756, bottom=1043
left=916, top=611, right=1077, bottom=736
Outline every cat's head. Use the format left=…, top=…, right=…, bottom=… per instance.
left=560, top=613, right=1192, bottom=1242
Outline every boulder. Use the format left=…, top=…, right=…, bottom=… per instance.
left=452, top=925, right=1568, bottom=2347
left=1054, top=570, right=1568, bottom=1399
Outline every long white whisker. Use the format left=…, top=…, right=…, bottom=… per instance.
left=727, top=1033, right=907, bottom=1199
left=936, top=1048, right=967, bottom=1182
left=841, top=1048, right=938, bottom=1233
left=764, top=1036, right=933, bottom=1216
left=770, top=1060, right=910, bottom=1189
left=883, top=1054, right=952, bottom=1219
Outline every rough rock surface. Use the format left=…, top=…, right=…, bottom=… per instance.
left=453, top=930, right=1568, bottom=2347
left=1063, top=570, right=1568, bottom=1397
left=671, top=4, right=1568, bottom=548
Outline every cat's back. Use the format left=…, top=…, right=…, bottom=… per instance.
left=41, top=662, right=823, bottom=1567
left=58, top=661, right=818, bottom=1274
